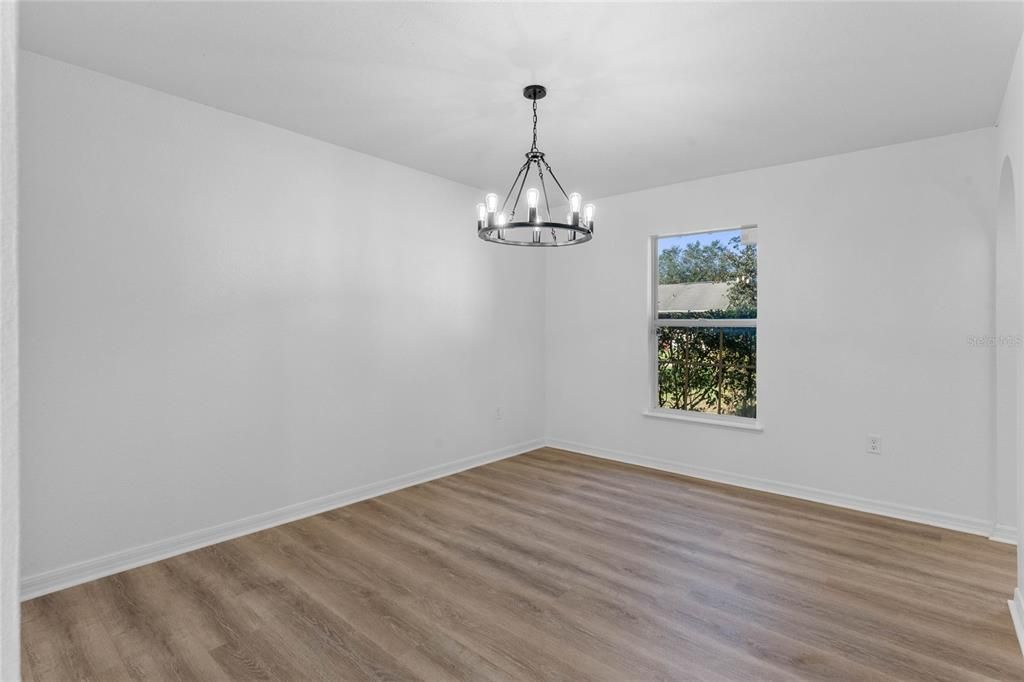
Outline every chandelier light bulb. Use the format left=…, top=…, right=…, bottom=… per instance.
left=569, top=193, right=582, bottom=226
left=476, top=203, right=487, bottom=229
left=485, top=193, right=499, bottom=213
left=583, top=203, right=595, bottom=227
left=569, top=192, right=582, bottom=214
left=496, top=212, right=507, bottom=227
left=526, top=187, right=540, bottom=223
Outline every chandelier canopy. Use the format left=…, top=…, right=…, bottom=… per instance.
left=477, top=85, right=594, bottom=247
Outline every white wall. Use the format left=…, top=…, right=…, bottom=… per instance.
left=18, top=51, right=545, bottom=587
left=995, top=34, right=1024, bottom=556
left=994, top=32, right=1024, bottom=613
left=0, top=3, right=19, bottom=677
left=545, top=128, right=999, bottom=532
left=995, top=155, right=1019, bottom=543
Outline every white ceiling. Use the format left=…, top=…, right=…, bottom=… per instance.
left=20, top=1, right=1024, bottom=200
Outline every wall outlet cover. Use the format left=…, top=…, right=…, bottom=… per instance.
left=867, top=435, right=882, bottom=455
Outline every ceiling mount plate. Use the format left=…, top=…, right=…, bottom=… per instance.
left=523, top=84, right=547, bottom=101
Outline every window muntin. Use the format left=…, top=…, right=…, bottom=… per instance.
left=651, top=227, right=757, bottom=419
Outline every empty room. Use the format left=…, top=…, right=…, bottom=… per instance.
left=4, top=0, right=1024, bottom=679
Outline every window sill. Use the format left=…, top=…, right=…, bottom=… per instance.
left=643, top=409, right=763, bottom=432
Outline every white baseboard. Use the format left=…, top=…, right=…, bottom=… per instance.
left=20, top=438, right=544, bottom=601
left=545, top=438, right=998, bottom=538
left=990, top=524, right=1019, bottom=545
left=1009, top=589, right=1024, bottom=657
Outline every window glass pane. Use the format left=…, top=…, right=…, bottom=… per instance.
left=657, top=228, right=757, bottom=319
left=657, top=326, right=756, bottom=418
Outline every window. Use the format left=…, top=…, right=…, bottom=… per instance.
left=650, top=226, right=758, bottom=421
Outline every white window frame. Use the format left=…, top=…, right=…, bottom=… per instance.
left=645, top=225, right=762, bottom=431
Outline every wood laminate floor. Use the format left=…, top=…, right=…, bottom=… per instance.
left=21, top=448, right=1024, bottom=680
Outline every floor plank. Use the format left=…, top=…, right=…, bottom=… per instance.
left=21, top=448, right=1024, bottom=680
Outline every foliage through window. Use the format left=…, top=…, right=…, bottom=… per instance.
left=652, top=227, right=757, bottom=419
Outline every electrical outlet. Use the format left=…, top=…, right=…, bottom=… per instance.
left=866, top=435, right=882, bottom=455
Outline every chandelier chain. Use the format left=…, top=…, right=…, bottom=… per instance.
left=531, top=99, right=539, bottom=152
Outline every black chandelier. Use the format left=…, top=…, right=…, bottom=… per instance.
left=477, top=85, right=594, bottom=247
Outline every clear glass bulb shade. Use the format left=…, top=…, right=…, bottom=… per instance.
left=526, top=188, right=540, bottom=209
left=569, top=192, right=582, bottom=213
left=485, top=193, right=499, bottom=213
left=496, top=212, right=507, bottom=226
left=583, top=203, right=595, bottom=222
left=477, top=203, right=487, bottom=221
